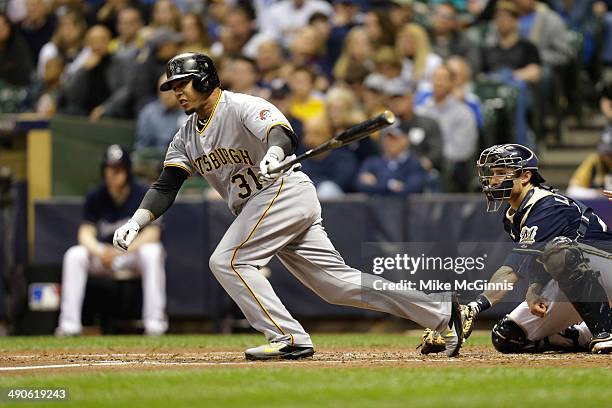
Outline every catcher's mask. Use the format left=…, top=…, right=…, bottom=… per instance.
left=477, top=144, right=545, bottom=212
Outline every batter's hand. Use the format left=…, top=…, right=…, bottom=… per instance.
left=259, top=148, right=283, bottom=182
left=604, top=190, right=612, bottom=201
left=113, top=219, right=140, bottom=251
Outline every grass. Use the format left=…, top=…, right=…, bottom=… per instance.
left=0, top=333, right=610, bottom=408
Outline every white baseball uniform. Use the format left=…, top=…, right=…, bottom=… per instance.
left=164, top=90, right=454, bottom=347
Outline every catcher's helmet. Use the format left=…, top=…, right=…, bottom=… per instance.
left=477, top=144, right=546, bottom=212
left=159, top=52, right=220, bottom=93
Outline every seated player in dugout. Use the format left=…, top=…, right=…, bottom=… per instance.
left=56, top=145, right=168, bottom=336
left=419, top=144, right=612, bottom=355
left=113, top=52, right=467, bottom=359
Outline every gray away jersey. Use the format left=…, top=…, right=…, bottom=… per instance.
left=164, top=90, right=293, bottom=215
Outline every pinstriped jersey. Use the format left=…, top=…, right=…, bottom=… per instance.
left=164, top=90, right=293, bottom=215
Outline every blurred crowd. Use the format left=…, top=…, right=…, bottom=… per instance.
left=2, top=0, right=612, bottom=195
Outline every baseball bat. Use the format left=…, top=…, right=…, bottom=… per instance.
left=269, top=110, right=396, bottom=174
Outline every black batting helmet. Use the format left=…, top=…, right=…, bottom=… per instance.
left=477, top=144, right=546, bottom=212
left=159, top=52, right=220, bottom=93
left=101, top=144, right=131, bottom=173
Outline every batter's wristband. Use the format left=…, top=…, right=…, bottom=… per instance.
left=131, top=209, right=153, bottom=229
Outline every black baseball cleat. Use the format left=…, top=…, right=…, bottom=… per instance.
left=245, top=342, right=315, bottom=360
left=442, top=295, right=464, bottom=357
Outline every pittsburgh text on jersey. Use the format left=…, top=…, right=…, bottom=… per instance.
left=192, top=148, right=255, bottom=175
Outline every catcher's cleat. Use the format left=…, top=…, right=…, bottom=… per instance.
left=589, top=332, right=612, bottom=354
left=245, top=342, right=315, bottom=361
left=416, top=329, right=446, bottom=354
left=443, top=295, right=464, bottom=357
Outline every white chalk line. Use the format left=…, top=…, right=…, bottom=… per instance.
left=0, top=358, right=443, bottom=372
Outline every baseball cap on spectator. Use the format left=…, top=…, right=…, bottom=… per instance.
left=364, top=73, right=387, bottom=93
left=383, top=78, right=414, bottom=97
left=598, top=127, right=612, bottom=154
left=380, top=120, right=406, bottom=138
left=147, top=28, right=183, bottom=50
left=269, top=79, right=291, bottom=99
left=495, top=1, right=518, bottom=17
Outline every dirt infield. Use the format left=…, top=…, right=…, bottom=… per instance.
left=2, top=344, right=610, bottom=375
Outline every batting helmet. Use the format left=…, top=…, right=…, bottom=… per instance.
left=159, top=52, right=220, bottom=93
left=477, top=144, right=546, bottom=212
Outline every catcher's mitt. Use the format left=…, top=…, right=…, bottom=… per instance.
left=417, top=305, right=477, bottom=354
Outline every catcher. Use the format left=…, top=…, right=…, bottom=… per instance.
left=420, top=144, right=612, bottom=354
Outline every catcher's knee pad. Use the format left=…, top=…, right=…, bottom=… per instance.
left=491, top=315, right=529, bottom=353
left=540, top=237, right=590, bottom=281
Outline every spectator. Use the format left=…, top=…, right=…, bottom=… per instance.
left=396, top=23, right=443, bottom=92
left=210, top=6, right=268, bottom=60
left=385, top=81, right=443, bottom=171
left=255, top=39, right=285, bottom=87
left=374, top=46, right=403, bottom=81
left=289, top=25, right=326, bottom=73
left=326, top=0, right=361, bottom=67
left=567, top=128, right=612, bottom=199
left=141, top=0, right=181, bottom=39
left=37, top=9, right=87, bottom=79
left=0, top=12, right=33, bottom=86
left=308, top=12, right=337, bottom=78
left=325, top=85, right=378, bottom=164
left=179, top=12, right=210, bottom=55
left=356, top=121, right=427, bottom=196
left=429, top=2, right=481, bottom=73
left=289, top=65, right=325, bottom=123
left=94, top=0, right=131, bottom=36
left=19, top=0, right=56, bottom=65
left=56, top=145, right=167, bottom=337
left=481, top=1, right=541, bottom=146
left=268, top=79, right=304, bottom=146
left=447, top=56, right=484, bottom=129
left=363, top=9, right=397, bottom=48
left=59, top=25, right=125, bottom=120
left=225, top=56, right=265, bottom=97
left=27, top=55, right=64, bottom=116
left=260, top=0, right=334, bottom=47
left=109, top=6, right=144, bottom=62
left=129, top=28, right=183, bottom=115
left=416, top=64, right=478, bottom=192
left=389, top=0, right=415, bottom=29
left=333, top=26, right=374, bottom=82
left=416, top=55, right=484, bottom=130
left=515, top=0, right=573, bottom=67
left=301, top=114, right=358, bottom=198
left=361, top=73, right=388, bottom=118
left=136, top=74, right=187, bottom=151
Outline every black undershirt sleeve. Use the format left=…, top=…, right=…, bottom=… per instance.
left=140, top=166, right=189, bottom=219
left=268, top=125, right=297, bottom=156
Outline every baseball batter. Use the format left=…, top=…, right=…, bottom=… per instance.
left=113, top=53, right=464, bottom=359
